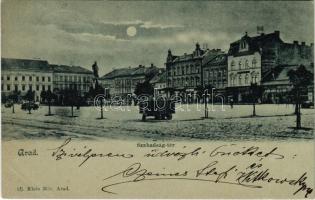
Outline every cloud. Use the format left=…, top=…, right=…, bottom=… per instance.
left=102, top=20, right=184, bottom=29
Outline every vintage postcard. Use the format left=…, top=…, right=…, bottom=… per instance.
left=1, top=0, right=314, bottom=198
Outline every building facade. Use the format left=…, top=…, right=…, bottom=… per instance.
left=1, top=58, right=53, bottom=102
left=100, top=64, right=160, bottom=98
left=1, top=58, right=94, bottom=102
left=165, top=43, right=206, bottom=95
left=150, top=70, right=166, bottom=95
left=227, top=31, right=314, bottom=102
left=202, top=52, right=228, bottom=90
left=51, top=64, right=94, bottom=96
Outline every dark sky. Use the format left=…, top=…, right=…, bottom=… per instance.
left=2, top=0, right=314, bottom=76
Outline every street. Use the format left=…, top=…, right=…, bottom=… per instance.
left=2, top=104, right=314, bottom=141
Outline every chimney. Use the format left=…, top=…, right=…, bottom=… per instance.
left=293, top=41, right=298, bottom=45
left=150, top=63, right=154, bottom=67
left=301, top=42, right=305, bottom=46
left=274, top=30, right=280, bottom=37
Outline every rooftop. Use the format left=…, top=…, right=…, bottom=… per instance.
left=51, top=64, right=93, bottom=74
left=1, top=58, right=51, bottom=72
left=100, top=65, right=159, bottom=79
left=228, top=31, right=282, bottom=56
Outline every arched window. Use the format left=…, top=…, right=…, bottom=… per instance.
left=245, top=60, right=249, bottom=68
left=252, top=58, right=257, bottom=68
left=186, top=66, right=189, bottom=74
left=185, top=77, right=189, bottom=86
left=231, top=60, right=235, bottom=70
left=254, top=73, right=259, bottom=83
left=230, top=73, right=234, bottom=86
left=238, top=75, right=242, bottom=86
left=245, top=74, right=249, bottom=84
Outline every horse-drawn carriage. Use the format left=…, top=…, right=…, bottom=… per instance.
left=139, top=98, right=175, bottom=121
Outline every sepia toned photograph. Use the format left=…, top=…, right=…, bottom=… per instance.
left=1, top=0, right=314, bottom=198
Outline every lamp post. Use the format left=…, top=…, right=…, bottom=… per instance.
left=204, top=88, right=209, bottom=118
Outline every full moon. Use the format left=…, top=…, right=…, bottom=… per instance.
left=126, top=26, right=137, bottom=37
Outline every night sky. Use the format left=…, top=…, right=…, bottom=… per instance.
left=2, top=0, right=314, bottom=76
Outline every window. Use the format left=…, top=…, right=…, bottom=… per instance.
left=1, top=76, right=3, bottom=80
left=240, top=41, right=247, bottom=49
left=15, top=76, right=18, bottom=81
left=42, top=85, right=45, bottom=91
left=252, top=58, right=257, bottom=68
left=36, top=77, right=39, bottom=82
left=245, top=60, right=249, bottom=68
left=7, top=76, right=10, bottom=81
left=251, top=72, right=255, bottom=83
left=48, top=77, right=51, bottom=82
left=7, top=85, right=10, bottom=91
left=196, top=77, right=200, bottom=86
left=245, top=74, right=249, bottom=84
left=205, top=70, right=209, bottom=80
left=1, top=84, right=3, bottom=90
left=29, top=76, right=32, bottom=81
left=48, top=85, right=51, bottom=91
left=182, top=66, right=185, bottom=75
left=238, top=75, right=242, bottom=85
left=190, top=65, right=194, bottom=74
left=254, top=73, right=259, bottom=83
left=231, top=60, right=235, bottom=70
left=36, top=85, right=39, bottom=91
left=22, top=76, right=25, bottom=81
left=223, top=70, right=227, bottom=77
left=186, top=66, right=189, bottom=74
left=230, top=76, right=233, bottom=86
left=239, top=61, right=242, bottom=70
left=22, top=85, right=25, bottom=91
left=29, top=84, right=32, bottom=91
left=42, top=76, right=45, bottom=82
left=65, top=76, right=68, bottom=82
left=196, top=64, right=200, bottom=73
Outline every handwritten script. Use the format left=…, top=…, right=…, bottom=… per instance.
left=48, top=138, right=313, bottom=198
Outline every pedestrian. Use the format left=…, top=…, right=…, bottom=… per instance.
left=230, top=98, right=234, bottom=109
